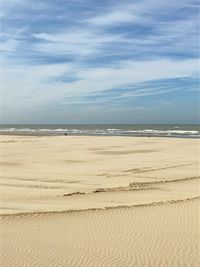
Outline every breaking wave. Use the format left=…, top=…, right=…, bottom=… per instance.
left=0, top=126, right=199, bottom=137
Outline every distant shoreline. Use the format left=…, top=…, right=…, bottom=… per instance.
left=0, top=132, right=199, bottom=139
left=0, top=124, right=199, bottom=138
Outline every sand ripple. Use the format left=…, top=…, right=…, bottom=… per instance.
left=1, top=199, right=199, bottom=267
left=1, top=136, right=199, bottom=266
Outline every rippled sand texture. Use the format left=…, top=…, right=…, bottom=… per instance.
left=0, top=135, right=200, bottom=266
left=1, top=200, right=199, bottom=267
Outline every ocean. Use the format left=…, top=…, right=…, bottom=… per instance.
left=0, top=124, right=199, bottom=138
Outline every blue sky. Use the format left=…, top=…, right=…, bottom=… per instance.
left=0, top=0, right=199, bottom=124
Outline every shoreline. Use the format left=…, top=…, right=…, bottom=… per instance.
left=0, top=132, right=199, bottom=138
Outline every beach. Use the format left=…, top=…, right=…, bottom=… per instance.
left=0, top=135, right=199, bottom=266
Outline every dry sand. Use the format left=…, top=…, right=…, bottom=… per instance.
left=0, top=135, right=200, bottom=266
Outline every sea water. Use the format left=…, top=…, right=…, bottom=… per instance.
left=0, top=124, right=199, bottom=138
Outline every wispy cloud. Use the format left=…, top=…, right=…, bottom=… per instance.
left=32, top=30, right=123, bottom=57
left=0, top=0, right=199, bottom=123
left=1, top=58, right=197, bottom=108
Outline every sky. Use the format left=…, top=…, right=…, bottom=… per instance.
left=0, top=0, right=199, bottom=124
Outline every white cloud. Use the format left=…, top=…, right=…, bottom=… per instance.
left=0, top=39, right=19, bottom=52
left=1, top=58, right=198, bottom=108
left=87, top=9, right=138, bottom=26
left=0, top=0, right=199, bottom=123
left=33, top=30, right=123, bottom=57
left=87, top=0, right=197, bottom=27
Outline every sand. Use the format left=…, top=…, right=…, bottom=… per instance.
left=0, top=135, right=200, bottom=266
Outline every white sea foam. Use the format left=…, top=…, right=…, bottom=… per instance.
left=140, top=129, right=199, bottom=134
left=0, top=127, right=199, bottom=137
